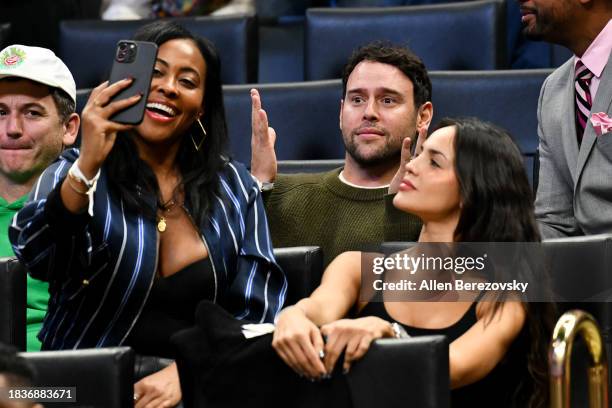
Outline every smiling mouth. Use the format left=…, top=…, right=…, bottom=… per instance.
left=519, top=7, right=536, bottom=18
left=145, top=102, right=177, bottom=118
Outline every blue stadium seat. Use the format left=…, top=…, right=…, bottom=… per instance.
left=551, top=44, right=573, bottom=67
left=429, top=69, right=553, bottom=185
left=58, top=15, right=257, bottom=88
left=258, top=18, right=305, bottom=83
left=305, top=0, right=506, bottom=80
left=223, top=79, right=345, bottom=164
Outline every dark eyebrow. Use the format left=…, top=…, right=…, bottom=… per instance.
left=347, top=87, right=404, bottom=97
left=425, top=147, right=448, bottom=160
left=22, top=102, right=47, bottom=111
left=156, top=58, right=201, bottom=79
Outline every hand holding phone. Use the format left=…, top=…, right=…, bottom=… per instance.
left=108, top=40, right=158, bottom=125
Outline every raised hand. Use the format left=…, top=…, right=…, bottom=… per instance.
left=78, top=79, right=140, bottom=178
left=388, top=127, right=427, bottom=194
left=250, top=88, right=277, bottom=183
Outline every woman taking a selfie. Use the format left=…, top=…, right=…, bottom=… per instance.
left=10, top=21, right=286, bottom=407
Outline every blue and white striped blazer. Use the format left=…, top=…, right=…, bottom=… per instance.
left=9, top=149, right=287, bottom=350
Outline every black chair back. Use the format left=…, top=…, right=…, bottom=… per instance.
left=21, top=347, right=134, bottom=408
left=59, top=15, right=257, bottom=88
left=347, top=336, right=450, bottom=408
left=0, top=257, right=26, bottom=351
left=543, top=233, right=612, bottom=314
left=274, top=246, right=324, bottom=306
left=305, top=0, right=506, bottom=80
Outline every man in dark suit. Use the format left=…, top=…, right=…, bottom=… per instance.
left=519, top=0, right=612, bottom=237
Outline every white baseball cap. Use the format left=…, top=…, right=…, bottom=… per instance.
left=0, top=44, right=76, bottom=104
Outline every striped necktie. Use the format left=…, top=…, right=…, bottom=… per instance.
left=575, top=60, right=594, bottom=145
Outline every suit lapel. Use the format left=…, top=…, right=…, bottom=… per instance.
left=576, top=51, right=612, bottom=180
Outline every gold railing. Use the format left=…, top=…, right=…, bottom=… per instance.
left=550, top=310, right=608, bottom=408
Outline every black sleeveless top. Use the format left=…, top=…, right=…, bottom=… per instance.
left=357, top=300, right=529, bottom=408
left=125, top=257, right=215, bottom=358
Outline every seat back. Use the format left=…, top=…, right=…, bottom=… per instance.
left=0, top=257, right=26, bottom=351
left=59, top=15, right=257, bottom=88
left=430, top=69, right=552, bottom=186
left=551, top=44, right=573, bottom=67
left=542, top=234, right=612, bottom=400
left=258, top=18, right=305, bottom=83
left=223, top=79, right=344, bottom=164
left=274, top=246, right=324, bottom=306
left=305, top=0, right=505, bottom=81
left=347, top=336, right=450, bottom=408
left=543, top=233, right=612, bottom=308
left=21, top=347, right=134, bottom=408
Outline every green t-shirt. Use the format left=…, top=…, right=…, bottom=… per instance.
left=0, top=195, right=47, bottom=351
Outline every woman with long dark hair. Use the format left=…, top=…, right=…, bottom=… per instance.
left=10, top=21, right=286, bottom=407
left=272, top=117, right=554, bottom=407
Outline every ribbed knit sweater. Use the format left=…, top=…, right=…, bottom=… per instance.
left=264, top=168, right=422, bottom=266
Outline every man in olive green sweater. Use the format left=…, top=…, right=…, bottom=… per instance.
left=251, top=43, right=433, bottom=266
left=0, top=45, right=79, bottom=350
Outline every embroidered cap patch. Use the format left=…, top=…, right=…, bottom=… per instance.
left=0, top=47, right=26, bottom=69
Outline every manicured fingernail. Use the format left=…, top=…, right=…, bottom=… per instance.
left=319, top=350, right=325, bottom=359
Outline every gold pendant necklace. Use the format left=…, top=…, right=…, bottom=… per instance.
left=157, top=194, right=178, bottom=233
left=157, top=217, right=167, bottom=233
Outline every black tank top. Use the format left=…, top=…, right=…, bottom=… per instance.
left=125, top=257, right=215, bottom=358
left=357, top=299, right=529, bottom=408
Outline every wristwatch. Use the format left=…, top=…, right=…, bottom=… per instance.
left=392, top=322, right=410, bottom=339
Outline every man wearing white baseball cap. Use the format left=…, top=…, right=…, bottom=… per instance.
left=0, top=44, right=79, bottom=351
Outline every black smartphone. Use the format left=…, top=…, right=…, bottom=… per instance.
left=108, top=40, right=158, bottom=125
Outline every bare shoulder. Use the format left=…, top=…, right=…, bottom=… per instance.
left=476, top=299, right=526, bottom=337
left=324, top=251, right=362, bottom=277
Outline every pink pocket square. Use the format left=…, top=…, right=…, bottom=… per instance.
left=590, top=112, right=612, bottom=136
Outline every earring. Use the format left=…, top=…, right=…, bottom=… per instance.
left=191, top=118, right=207, bottom=151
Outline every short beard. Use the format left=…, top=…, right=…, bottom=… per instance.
left=344, top=137, right=402, bottom=167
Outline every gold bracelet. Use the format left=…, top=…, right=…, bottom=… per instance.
left=66, top=172, right=88, bottom=195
